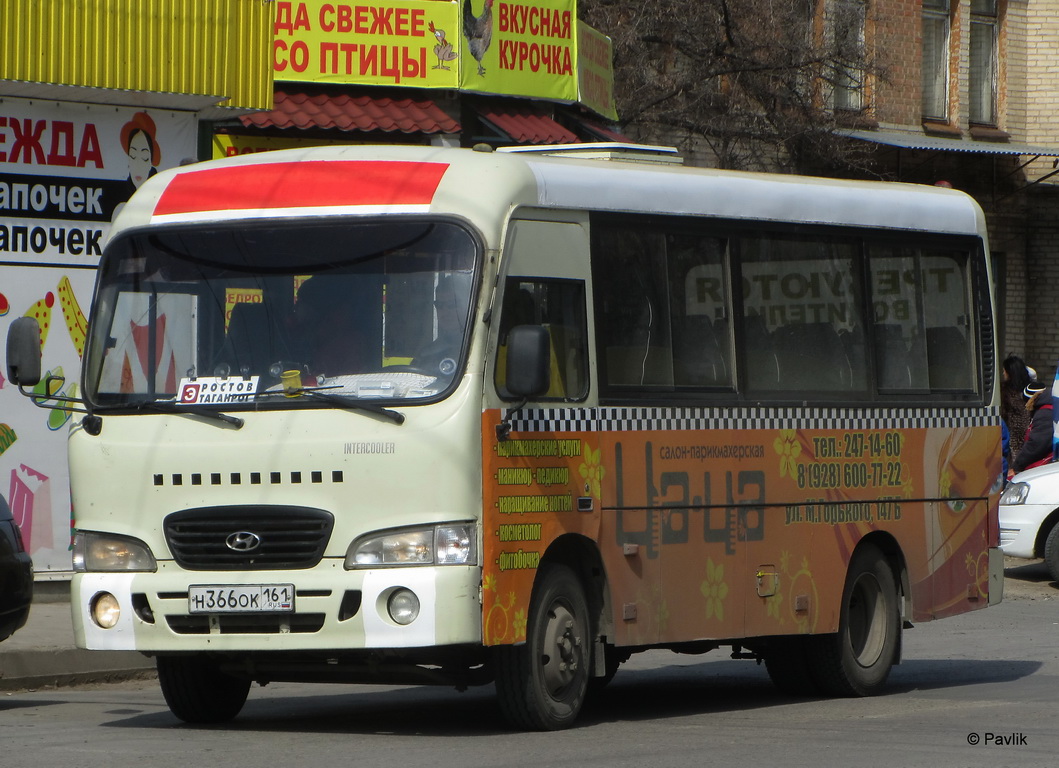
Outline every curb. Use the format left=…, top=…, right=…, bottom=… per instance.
left=0, top=648, right=156, bottom=692
left=0, top=594, right=157, bottom=692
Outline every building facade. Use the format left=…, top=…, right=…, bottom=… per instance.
left=858, top=0, right=1059, bottom=371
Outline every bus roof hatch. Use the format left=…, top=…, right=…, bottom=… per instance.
left=498, top=142, right=684, bottom=165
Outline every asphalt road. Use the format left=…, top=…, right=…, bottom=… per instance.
left=2, top=559, right=1056, bottom=768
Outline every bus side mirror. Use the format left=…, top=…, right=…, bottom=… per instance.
left=6, top=317, right=43, bottom=387
left=505, top=325, right=550, bottom=398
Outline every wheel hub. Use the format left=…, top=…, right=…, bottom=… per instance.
left=541, top=604, right=583, bottom=696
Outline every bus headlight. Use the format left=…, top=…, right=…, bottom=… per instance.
left=345, top=523, right=477, bottom=568
left=1000, top=482, right=1030, bottom=506
left=73, top=531, right=157, bottom=572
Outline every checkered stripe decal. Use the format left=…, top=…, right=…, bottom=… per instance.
left=508, top=406, right=999, bottom=433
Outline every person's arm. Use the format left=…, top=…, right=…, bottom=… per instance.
left=1013, top=406, right=1053, bottom=472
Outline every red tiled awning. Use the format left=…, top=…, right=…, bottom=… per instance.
left=240, top=90, right=460, bottom=135
left=476, top=104, right=579, bottom=144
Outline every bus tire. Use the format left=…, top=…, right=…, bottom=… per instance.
left=494, top=562, right=590, bottom=730
left=1043, top=523, right=1059, bottom=582
left=157, top=655, right=251, bottom=723
left=808, top=543, right=900, bottom=697
left=764, top=637, right=820, bottom=696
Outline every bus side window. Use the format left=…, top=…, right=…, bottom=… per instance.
left=494, top=278, right=588, bottom=401
left=671, top=235, right=733, bottom=389
left=922, top=251, right=975, bottom=391
left=594, top=229, right=674, bottom=389
left=738, top=233, right=865, bottom=394
left=868, top=245, right=975, bottom=394
left=869, top=248, right=927, bottom=392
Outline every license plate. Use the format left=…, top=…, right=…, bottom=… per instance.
left=188, top=584, right=295, bottom=614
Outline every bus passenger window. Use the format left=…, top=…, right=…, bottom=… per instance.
left=869, top=246, right=974, bottom=393
left=869, top=248, right=929, bottom=392
left=671, top=235, right=732, bottom=389
left=739, top=234, right=865, bottom=394
left=593, top=229, right=674, bottom=389
left=922, top=251, right=975, bottom=391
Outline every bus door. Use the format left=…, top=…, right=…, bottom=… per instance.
left=482, top=216, right=600, bottom=647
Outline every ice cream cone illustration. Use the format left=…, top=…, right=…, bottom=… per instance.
left=57, top=277, right=87, bottom=358
left=23, top=292, right=54, bottom=349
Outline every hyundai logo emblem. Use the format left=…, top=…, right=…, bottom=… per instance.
left=225, top=531, right=262, bottom=552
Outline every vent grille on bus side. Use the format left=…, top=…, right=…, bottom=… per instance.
left=164, top=506, right=335, bottom=571
left=977, top=256, right=996, bottom=397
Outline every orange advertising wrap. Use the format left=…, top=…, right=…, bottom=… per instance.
left=482, top=407, right=1001, bottom=647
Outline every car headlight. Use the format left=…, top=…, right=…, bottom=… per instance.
left=72, top=531, right=157, bottom=572
left=345, top=523, right=477, bottom=568
left=1000, top=482, right=1030, bottom=506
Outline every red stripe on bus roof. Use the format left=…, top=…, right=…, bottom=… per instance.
left=153, top=160, right=449, bottom=216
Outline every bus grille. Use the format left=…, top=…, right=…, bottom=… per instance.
left=164, top=506, right=335, bottom=570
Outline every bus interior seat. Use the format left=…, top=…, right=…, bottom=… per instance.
left=772, top=322, right=851, bottom=390
left=674, top=315, right=729, bottom=386
left=743, top=314, right=779, bottom=388
left=221, top=302, right=289, bottom=375
left=543, top=323, right=584, bottom=398
left=606, top=345, right=674, bottom=387
left=926, top=326, right=972, bottom=390
left=874, top=323, right=913, bottom=390
left=839, top=325, right=867, bottom=389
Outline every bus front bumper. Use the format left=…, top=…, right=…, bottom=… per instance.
left=72, top=563, right=482, bottom=653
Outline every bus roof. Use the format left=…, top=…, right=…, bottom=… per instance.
left=115, top=144, right=986, bottom=240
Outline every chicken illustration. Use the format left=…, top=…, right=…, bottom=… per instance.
left=429, top=21, right=458, bottom=69
left=463, top=0, right=494, bottom=76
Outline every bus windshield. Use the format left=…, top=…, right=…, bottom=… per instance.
left=83, top=218, right=478, bottom=409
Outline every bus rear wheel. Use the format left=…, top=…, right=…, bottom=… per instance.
left=157, top=655, right=251, bottom=723
left=809, top=543, right=900, bottom=697
left=494, top=562, right=590, bottom=730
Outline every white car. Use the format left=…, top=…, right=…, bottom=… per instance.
left=1000, top=462, right=1059, bottom=580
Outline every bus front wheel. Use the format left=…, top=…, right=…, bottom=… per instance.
left=157, top=655, right=251, bottom=723
left=494, top=562, right=590, bottom=730
left=809, top=543, right=900, bottom=697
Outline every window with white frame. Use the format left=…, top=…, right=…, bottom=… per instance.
left=921, top=0, right=951, bottom=120
left=833, top=0, right=867, bottom=111
left=969, top=0, right=999, bottom=124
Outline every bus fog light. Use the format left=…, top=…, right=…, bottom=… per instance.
left=387, top=589, right=420, bottom=625
left=91, top=592, right=121, bottom=629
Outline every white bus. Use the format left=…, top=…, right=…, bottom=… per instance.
left=6, top=143, right=1003, bottom=730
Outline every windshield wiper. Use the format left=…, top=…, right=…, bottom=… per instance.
left=99, top=399, right=245, bottom=428
left=262, top=387, right=405, bottom=425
